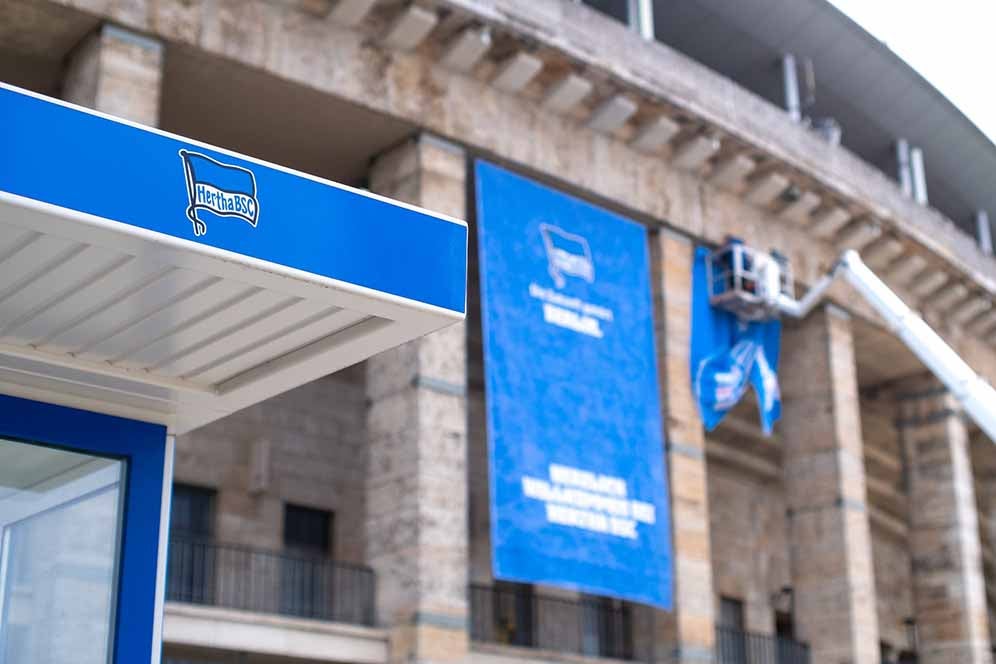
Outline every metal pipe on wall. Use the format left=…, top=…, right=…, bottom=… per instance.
left=977, top=210, right=993, bottom=256
left=782, top=54, right=802, bottom=123
left=895, top=138, right=913, bottom=198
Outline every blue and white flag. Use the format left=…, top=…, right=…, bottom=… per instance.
left=179, top=149, right=259, bottom=236
left=691, top=247, right=782, bottom=435
left=476, top=161, right=673, bottom=609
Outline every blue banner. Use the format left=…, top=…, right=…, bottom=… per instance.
left=0, top=85, right=465, bottom=315
left=475, top=161, right=672, bottom=609
left=690, top=247, right=782, bottom=434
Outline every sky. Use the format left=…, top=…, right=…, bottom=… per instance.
left=829, top=0, right=996, bottom=144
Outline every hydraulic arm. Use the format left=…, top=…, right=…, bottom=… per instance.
left=784, top=250, right=996, bottom=442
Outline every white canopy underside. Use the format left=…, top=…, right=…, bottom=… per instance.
left=0, top=194, right=460, bottom=434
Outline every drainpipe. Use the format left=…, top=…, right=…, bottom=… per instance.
left=628, top=0, right=654, bottom=40
left=895, top=139, right=913, bottom=197
left=977, top=210, right=993, bottom=256
left=782, top=54, right=801, bottom=122
left=910, top=146, right=928, bottom=205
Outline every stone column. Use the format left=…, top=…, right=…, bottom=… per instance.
left=365, top=134, right=469, bottom=664
left=62, top=23, right=163, bottom=126
left=780, top=305, right=879, bottom=664
left=652, top=230, right=715, bottom=664
left=899, top=378, right=992, bottom=664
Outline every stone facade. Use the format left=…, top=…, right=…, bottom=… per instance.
left=174, top=367, right=369, bottom=561
left=7, top=2, right=996, bottom=664
left=900, top=381, right=993, bottom=664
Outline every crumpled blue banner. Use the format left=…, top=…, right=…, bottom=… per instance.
left=690, top=246, right=782, bottom=435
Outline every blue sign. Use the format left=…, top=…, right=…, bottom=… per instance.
left=475, top=161, right=672, bottom=609
left=690, top=247, right=782, bottom=434
left=0, top=84, right=466, bottom=315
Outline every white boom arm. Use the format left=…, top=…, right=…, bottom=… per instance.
left=778, top=249, right=996, bottom=442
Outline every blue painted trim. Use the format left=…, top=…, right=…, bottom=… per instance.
left=0, top=394, right=167, bottom=664
left=0, top=84, right=467, bottom=314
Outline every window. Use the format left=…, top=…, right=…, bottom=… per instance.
left=718, top=597, right=746, bottom=664
left=283, top=504, right=332, bottom=555
left=493, top=581, right=535, bottom=647
left=170, top=484, right=215, bottom=539
left=719, top=596, right=745, bottom=630
left=774, top=610, right=793, bottom=639
left=281, top=504, right=333, bottom=618
left=0, top=437, right=125, bottom=664
left=581, top=595, right=632, bottom=659
left=167, top=484, right=216, bottom=605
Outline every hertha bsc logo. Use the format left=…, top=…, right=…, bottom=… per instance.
left=179, top=149, right=260, bottom=237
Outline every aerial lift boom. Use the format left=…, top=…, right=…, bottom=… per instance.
left=706, top=241, right=996, bottom=442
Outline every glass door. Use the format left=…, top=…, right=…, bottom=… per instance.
left=0, top=394, right=169, bottom=664
left=0, top=439, right=126, bottom=663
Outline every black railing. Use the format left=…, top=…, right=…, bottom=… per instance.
left=166, top=536, right=375, bottom=626
left=716, top=626, right=810, bottom=664
left=470, top=584, right=634, bottom=660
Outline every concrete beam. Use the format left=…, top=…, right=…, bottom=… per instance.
left=329, top=0, right=378, bottom=26
left=743, top=172, right=789, bottom=207
left=381, top=5, right=438, bottom=51
left=586, top=94, right=638, bottom=133
left=809, top=206, right=852, bottom=239
left=968, top=309, right=996, bottom=336
left=888, top=254, right=929, bottom=285
left=778, top=190, right=821, bottom=224
left=909, top=270, right=949, bottom=298
left=708, top=153, right=756, bottom=190
left=930, top=283, right=969, bottom=313
left=836, top=220, right=882, bottom=252
left=951, top=298, right=990, bottom=327
left=542, top=73, right=593, bottom=113
left=439, top=26, right=491, bottom=73
left=491, top=51, right=543, bottom=93
left=630, top=115, right=680, bottom=153
left=862, top=236, right=906, bottom=270
left=672, top=134, right=721, bottom=171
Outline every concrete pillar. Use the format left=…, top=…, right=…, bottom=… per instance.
left=62, top=23, right=163, bottom=126
left=780, top=305, right=880, bottom=664
left=652, top=231, right=715, bottom=663
left=899, top=379, right=992, bottom=664
left=365, top=134, right=469, bottom=664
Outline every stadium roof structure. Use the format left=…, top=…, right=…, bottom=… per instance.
left=652, top=0, right=995, bottom=239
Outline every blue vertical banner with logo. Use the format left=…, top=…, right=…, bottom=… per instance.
left=475, top=161, right=672, bottom=609
left=690, top=246, right=782, bottom=434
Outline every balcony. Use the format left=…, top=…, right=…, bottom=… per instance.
left=716, top=626, right=810, bottom=664
left=166, top=536, right=375, bottom=626
left=470, top=583, right=634, bottom=660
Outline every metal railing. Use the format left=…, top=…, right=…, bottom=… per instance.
left=716, top=626, right=810, bottom=664
left=166, top=536, right=375, bottom=626
left=470, top=584, right=634, bottom=660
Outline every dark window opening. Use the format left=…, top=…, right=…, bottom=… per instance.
left=283, top=503, right=333, bottom=555
left=170, top=484, right=215, bottom=538
left=719, top=596, right=745, bottom=630
left=775, top=610, right=794, bottom=640
left=493, top=581, right=536, bottom=648
left=167, top=484, right=217, bottom=604
left=581, top=594, right=633, bottom=659
left=281, top=504, right=334, bottom=618
left=718, top=597, right=747, bottom=664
